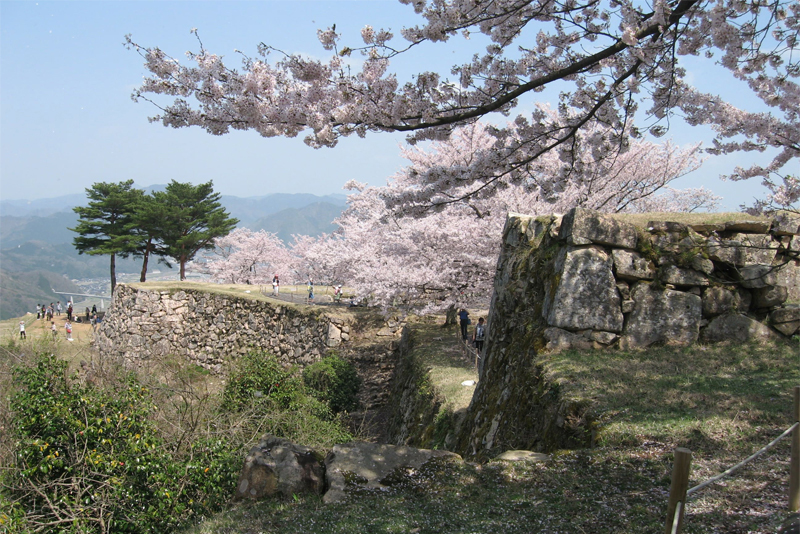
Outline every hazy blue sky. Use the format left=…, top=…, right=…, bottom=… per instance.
left=0, top=0, right=781, bottom=209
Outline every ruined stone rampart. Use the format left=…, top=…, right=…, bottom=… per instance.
left=95, top=285, right=354, bottom=373
left=456, top=208, right=800, bottom=459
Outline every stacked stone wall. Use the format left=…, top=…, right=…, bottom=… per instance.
left=95, top=285, right=354, bottom=373
left=456, top=208, right=800, bottom=459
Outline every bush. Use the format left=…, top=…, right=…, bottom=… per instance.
left=302, top=355, right=360, bottom=413
left=223, top=351, right=355, bottom=449
left=4, top=353, right=239, bottom=533
left=222, top=351, right=304, bottom=411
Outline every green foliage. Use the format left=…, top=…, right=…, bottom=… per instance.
left=5, top=353, right=238, bottom=533
left=222, top=351, right=303, bottom=411
left=154, top=180, right=238, bottom=280
left=222, top=351, right=354, bottom=449
left=71, top=180, right=144, bottom=292
left=302, top=355, right=360, bottom=413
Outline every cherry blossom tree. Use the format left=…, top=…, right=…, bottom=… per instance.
left=305, top=123, right=713, bottom=312
left=192, top=227, right=293, bottom=284
left=127, top=0, right=798, bottom=211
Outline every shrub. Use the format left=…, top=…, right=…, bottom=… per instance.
left=302, top=355, right=361, bottom=413
left=4, top=352, right=238, bottom=533
left=222, top=351, right=303, bottom=411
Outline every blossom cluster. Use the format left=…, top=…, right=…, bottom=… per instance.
left=127, top=0, right=799, bottom=210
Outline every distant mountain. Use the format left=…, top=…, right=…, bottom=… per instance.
left=0, top=212, right=79, bottom=248
left=0, top=189, right=348, bottom=224
left=249, top=202, right=343, bottom=242
left=0, top=241, right=145, bottom=279
left=0, top=270, right=82, bottom=320
left=0, top=193, right=87, bottom=217
left=223, top=193, right=347, bottom=228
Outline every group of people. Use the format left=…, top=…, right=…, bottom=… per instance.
left=458, top=308, right=487, bottom=351
left=21, top=301, right=101, bottom=342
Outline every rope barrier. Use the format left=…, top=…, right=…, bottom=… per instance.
left=686, top=421, right=799, bottom=497
left=670, top=501, right=683, bottom=534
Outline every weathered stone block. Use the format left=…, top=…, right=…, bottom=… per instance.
left=702, top=287, right=749, bottom=317
left=707, top=236, right=748, bottom=266
left=545, top=246, right=624, bottom=333
left=543, top=327, right=594, bottom=352
left=740, top=264, right=778, bottom=288
left=620, top=283, right=702, bottom=348
left=701, top=314, right=778, bottom=343
left=660, top=264, right=709, bottom=287
left=323, top=442, right=461, bottom=503
left=735, top=234, right=778, bottom=265
left=752, top=285, right=789, bottom=308
left=769, top=307, right=800, bottom=336
left=558, top=207, right=638, bottom=249
left=724, top=220, right=771, bottom=233
left=612, top=249, right=656, bottom=280
left=235, top=435, right=324, bottom=501
left=773, top=214, right=800, bottom=236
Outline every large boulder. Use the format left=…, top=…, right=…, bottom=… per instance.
left=544, top=246, right=624, bottom=333
left=323, top=442, right=461, bottom=503
left=235, top=435, right=325, bottom=500
left=559, top=207, right=638, bottom=249
left=620, top=283, right=702, bottom=348
left=701, top=314, right=779, bottom=343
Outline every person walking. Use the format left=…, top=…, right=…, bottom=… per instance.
left=272, top=274, right=280, bottom=296
left=472, top=317, right=486, bottom=352
left=458, top=308, right=471, bottom=341
left=19, top=320, right=26, bottom=340
left=51, top=321, right=58, bottom=340
left=65, top=320, right=73, bottom=341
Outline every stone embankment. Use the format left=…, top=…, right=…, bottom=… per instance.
left=94, top=284, right=403, bottom=410
left=455, top=208, right=800, bottom=459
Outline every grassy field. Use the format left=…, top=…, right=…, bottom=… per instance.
left=185, top=330, right=799, bottom=534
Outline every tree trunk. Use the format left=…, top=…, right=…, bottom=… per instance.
left=180, top=257, right=186, bottom=281
left=139, top=240, right=152, bottom=283
left=443, top=304, right=458, bottom=326
left=110, top=253, right=117, bottom=294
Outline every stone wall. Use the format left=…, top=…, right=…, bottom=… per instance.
left=95, top=285, right=355, bottom=373
left=455, top=208, right=800, bottom=459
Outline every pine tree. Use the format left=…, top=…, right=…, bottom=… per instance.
left=157, top=181, right=238, bottom=280
left=71, top=180, right=143, bottom=294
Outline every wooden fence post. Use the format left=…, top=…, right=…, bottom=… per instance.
left=665, top=447, right=692, bottom=534
left=790, top=386, right=800, bottom=512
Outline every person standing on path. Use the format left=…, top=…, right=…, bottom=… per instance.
left=19, top=320, right=26, bottom=340
left=51, top=321, right=58, bottom=340
left=65, top=320, right=73, bottom=341
left=472, top=317, right=486, bottom=352
left=458, top=308, right=470, bottom=341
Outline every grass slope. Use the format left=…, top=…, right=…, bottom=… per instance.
left=186, top=328, right=799, bottom=534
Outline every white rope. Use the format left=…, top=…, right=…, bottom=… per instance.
left=670, top=501, right=683, bottom=534
left=687, top=421, right=799, bottom=497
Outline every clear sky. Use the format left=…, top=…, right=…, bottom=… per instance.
left=0, top=0, right=780, bottom=210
